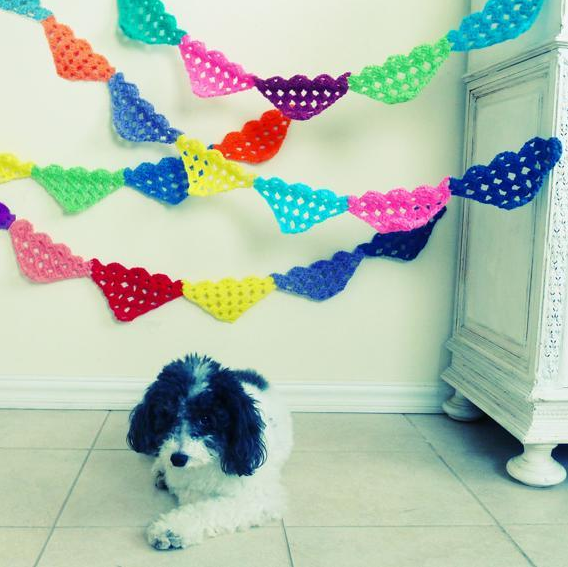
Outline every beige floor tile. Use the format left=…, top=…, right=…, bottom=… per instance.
left=0, top=528, right=50, bottom=567
left=0, top=449, right=86, bottom=527
left=37, top=526, right=291, bottom=567
left=283, top=451, right=493, bottom=527
left=292, top=413, right=429, bottom=452
left=94, top=411, right=130, bottom=450
left=442, top=450, right=568, bottom=524
left=287, top=526, right=532, bottom=567
left=0, top=410, right=107, bottom=449
left=407, top=414, right=521, bottom=457
left=505, top=525, right=568, bottom=567
left=57, top=450, right=175, bottom=527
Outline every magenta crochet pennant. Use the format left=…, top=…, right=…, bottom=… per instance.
left=348, top=177, right=451, bottom=234
left=254, top=73, right=351, bottom=120
left=178, top=35, right=255, bottom=97
left=9, top=219, right=92, bottom=283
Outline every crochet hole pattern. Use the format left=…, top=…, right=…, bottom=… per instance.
left=8, top=219, right=92, bottom=283
left=449, top=137, right=562, bottom=209
left=348, top=177, right=451, bottom=234
left=176, top=136, right=256, bottom=196
left=41, top=16, right=115, bottom=81
left=31, top=165, right=125, bottom=213
left=254, top=177, right=349, bottom=234
left=182, top=277, right=276, bottom=323
left=254, top=73, right=351, bottom=120
left=117, top=0, right=186, bottom=45
left=272, top=250, right=365, bottom=301
left=90, top=259, right=183, bottom=322
left=348, top=37, right=451, bottom=104
left=213, top=110, right=292, bottom=164
left=448, top=0, right=545, bottom=51
left=178, top=35, right=256, bottom=98
left=108, top=72, right=182, bottom=144
left=123, top=157, right=189, bottom=205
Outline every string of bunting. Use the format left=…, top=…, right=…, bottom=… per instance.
left=0, top=135, right=562, bottom=323
left=112, top=0, right=545, bottom=120
left=0, top=199, right=446, bottom=323
left=0, top=138, right=562, bottom=236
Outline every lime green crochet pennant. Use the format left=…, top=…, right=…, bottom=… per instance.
left=31, top=165, right=125, bottom=213
left=348, top=37, right=451, bottom=104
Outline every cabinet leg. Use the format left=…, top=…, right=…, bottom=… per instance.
left=442, top=390, right=484, bottom=422
left=506, top=444, right=567, bottom=487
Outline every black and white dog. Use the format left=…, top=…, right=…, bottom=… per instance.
left=127, top=354, right=292, bottom=550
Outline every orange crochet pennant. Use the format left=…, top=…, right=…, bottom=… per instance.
left=41, top=16, right=115, bottom=82
left=213, top=110, right=292, bottom=164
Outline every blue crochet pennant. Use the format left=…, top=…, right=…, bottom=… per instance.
left=356, top=208, right=447, bottom=261
left=0, top=0, right=52, bottom=20
left=0, top=201, right=16, bottom=230
left=124, top=157, right=189, bottom=205
left=108, top=72, right=182, bottom=144
left=272, top=249, right=365, bottom=301
left=449, top=137, right=562, bottom=210
left=448, top=0, right=544, bottom=51
left=254, top=176, right=349, bottom=234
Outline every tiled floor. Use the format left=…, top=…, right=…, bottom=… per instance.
left=1, top=411, right=567, bottom=567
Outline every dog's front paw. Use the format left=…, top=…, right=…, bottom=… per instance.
left=147, top=521, right=185, bottom=550
left=154, top=470, right=168, bottom=491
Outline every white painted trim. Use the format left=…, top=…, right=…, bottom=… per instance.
left=0, top=375, right=450, bottom=413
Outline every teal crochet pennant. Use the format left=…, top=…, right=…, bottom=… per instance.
left=117, top=0, right=186, bottom=45
left=31, top=165, right=125, bottom=213
left=254, top=177, right=349, bottom=234
left=0, top=0, right=52, bottom=20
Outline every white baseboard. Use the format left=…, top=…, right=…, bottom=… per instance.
left=0, top=375, right=450, bottom=413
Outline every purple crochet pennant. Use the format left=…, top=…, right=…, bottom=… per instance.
left=0, top=202, right=16, bottom=229
left=108, top=72, right=182, bottom=144
left=254, top=72, right=350, bottom=120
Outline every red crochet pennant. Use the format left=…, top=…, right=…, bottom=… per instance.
left=41, top=16, right=115, bottom=82
left=213, top=110, right=292, bottom=164
left=90, top=259, right=183, bottom=322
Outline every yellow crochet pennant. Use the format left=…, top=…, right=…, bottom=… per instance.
left=175, top=135, right=256, bottom=197
left=182, top=276, right=276, bottom=322
left=0, top=154, right=34, bottom=184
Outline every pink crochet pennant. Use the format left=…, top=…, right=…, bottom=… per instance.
left=9, top=219, right=92, bottom=283
left=348, top=177, right=451, bottom=234
left=178, top=34, right=255, bottom=97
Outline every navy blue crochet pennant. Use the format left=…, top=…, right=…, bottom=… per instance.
left=356, top=208, right=446, bottom=261
left=124, top=157, right=189, bottom=205
left=449, top=137, right=562, bottom=210
left=272, top=249, right=365, bottom=301
left=108, top=72, right=182, bottom=144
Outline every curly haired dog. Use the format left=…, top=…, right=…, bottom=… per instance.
left=127, top=354, right=293, bottom=550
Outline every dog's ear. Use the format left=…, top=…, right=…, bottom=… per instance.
left=127, top=401, right=156, bottom=455
left=220, top=384, right=267, bottom=476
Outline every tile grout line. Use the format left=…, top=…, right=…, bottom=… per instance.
left=403, top=415, right=538, bottom=567
left=281, top=520, right=296, bottom=567
left=32, top=411, right=111, bottom=567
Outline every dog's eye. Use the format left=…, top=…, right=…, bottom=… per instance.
left=198, top=415, right=210, bottom=427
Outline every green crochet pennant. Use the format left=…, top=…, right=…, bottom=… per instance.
left=31, top=165, right=125, bottom=213
left=348, top=37, right=451, bottom=104
left=117, top=0, right=186, bottom=45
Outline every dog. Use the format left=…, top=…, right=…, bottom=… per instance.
left=127, top=354, right=293, bottom=550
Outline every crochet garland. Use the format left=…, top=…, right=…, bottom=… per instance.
left=115, top=0, right=543, bottom=120
left=1, top=137, right=562, bottom=235
left=0, top=0, right=546, bottom=137
left=0, top=200, right=447, bottom=323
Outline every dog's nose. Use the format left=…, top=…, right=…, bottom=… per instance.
left=170, top=452, right=189, bottom=467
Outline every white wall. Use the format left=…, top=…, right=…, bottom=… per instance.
left=0, top=0, right=467, bottom=393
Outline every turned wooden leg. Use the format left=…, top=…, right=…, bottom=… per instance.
left=442, top=390, right=484, bottom=422
left=506, top=444, right=567, bottom=487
